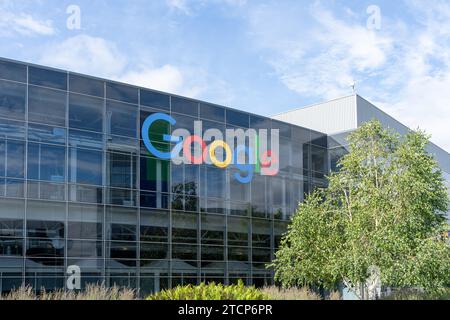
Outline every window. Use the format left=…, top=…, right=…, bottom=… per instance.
left=106, top=82, right=138, bottom=104
left=199, top=103, right=225, bottom=122
left=311, top=145, right=327, bottom=173
left=227, top=217, right=249, bottom=247
left=171, top=96, right=198, bottom=117
left=69, top=93, right=103, bottom=132
left=311, top=131, right=328, bottom=148
left=140, top=89, right=170, bottom=111
left=201, top=166, right=225, bottom=199
left=28, top=124, right=66, bottom=145
left=252, top=219, right=271, bottom=248
left=27, top=144, right=65, bottom=182
left=0, top=140, right=25, bottom=178
left=29, top=66, right=67, bottom=90
left=0, top=80, right=26, bottom=120
left=226, top=109, right=248, bottom=127
left=0, top=60, right=27, bottom=83
left=0, top=118, right=25, bottom=140
left=271, top=120, right=291, bottom=139
left=0, top=199, right=24, bottom=238
left=140, top=210, right=169, bottom=243
left=201, top=214, right=225, bottom=245
left=107, top=152, right=136, bottom=189
left=69, top=129, right=103, bottom=150
left=172, top=212, right=198, bottom=244
left=107, top=100, right=137, bottom=138
left=140, top=157, right=169, bottom=192
left=28, top=86, right=67, bottom=126
left=69, top=148, right=103, bottom=186
left=106, top=207, right=137, bottom=242
left=69, top=74, right=104, bottom=98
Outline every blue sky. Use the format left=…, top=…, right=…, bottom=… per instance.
left=1, top=0, right=450, bottom=151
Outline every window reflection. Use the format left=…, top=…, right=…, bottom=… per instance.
left=28, top=86, right=67, bottom=126
left=69, top=93, right=103, bottom=132
left=0, top=80, right=26, bottom=120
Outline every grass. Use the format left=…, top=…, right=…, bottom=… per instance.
left=261, top=286, right=341, bottom=300
left=0, top=284, right=136, bottom=300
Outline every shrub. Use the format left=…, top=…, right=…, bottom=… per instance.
left=146, top=280, right=269, bottom=300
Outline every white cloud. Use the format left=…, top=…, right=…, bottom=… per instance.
left=244, top=1, right=450, bottom=151
left=39, top=35, right=127, bottom=78
left=0, top=6, right=55, bottom=36
left=37, top=34, right=233, bottom=104
left=166, top=0, right=192, bottom=15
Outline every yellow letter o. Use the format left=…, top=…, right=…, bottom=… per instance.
left=209, top=140, right=232, bottom=168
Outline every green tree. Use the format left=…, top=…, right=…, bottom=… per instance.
left=270, top=120, right=449, bottom=299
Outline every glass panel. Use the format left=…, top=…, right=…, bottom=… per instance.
left=69, top=74, right=104, bottom=97
left=311, top=145, right=327, bottom=173
left=0, top=199, right=24, bottom=237
left=227, top=217, right=249, bottom=247
left=107, top=242, right=137, bottom=262
left=140, top=191, right=169, bottom=209
left=0, top=60, right=27, bottom=83
left=271, top=120, right=291, bottom=139
left=172, top=212, right=198, bottom=244
left=228, top=247, right=248, bottom=262
left=69, top=129, right=103, bottom=150
left=279, top=138, right=291, bottom=172
left=66, top=240, right=102, bottom=258
left=106, top=206, right=137, bottom=242
left=201, top=166, right=225, bottom=199
left=251, top=175, right=267, bottom=218
left=27, top=181, right=66, bottom=201
left=68, top=203, right=103, bottom=240
left=107, top=188, right=136, bottom=207
left=69, top=93, right=104, bottom=132
left=28, top=123, right=66, bottom=145
left=6, top=141, right=25, bottom=178
left=311, top=131, right=328, bottom=148
left=0, top=238, right=23, bottom=256
left=0, top=80, right=26, bottom=120
left=140, top=209, right=169, bottom=243
left=226, top=109, right=248, bottom=127
left=140, top=242, right=168, bottom=260
left=106, top=82, right=138, bottom=104
left=140, top=89, right=170, bottom=111
left=5, top=179, right=24, bottom=198
left=229, top=169, right=249, bottom=201
left=69, top=184, right=103, bottom=204
left=201, top=214, right=225, bottom=245
left=0, top=118, right=25, bottom=140
left=27, top=143, right=65, bottom=182
left=107, top=100, right=137, bottom=138
left=199, top=103, right=225, bottom=122
left=252, top=219, right=271, bottom=248
left=29, top=66, right=67, bottom=90
left=69, top=148, right=103, bottom=186
left=26, top=200, right=65, bottom=238
left=28, top=86, right=67, bottom=126
left=140, top=157, right=169, bottom=192
left=172, top=244, right=197, bottom=262
left=107, top=152, right=136, bottom=189
left=201, top=245, right=224, bottom=261
left=171, top=96, right=198, bottom=117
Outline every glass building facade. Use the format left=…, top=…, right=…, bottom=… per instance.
left=0, top=58, right=329, bottom=294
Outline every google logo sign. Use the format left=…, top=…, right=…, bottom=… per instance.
left=142, top=113, right=280, bottom=184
